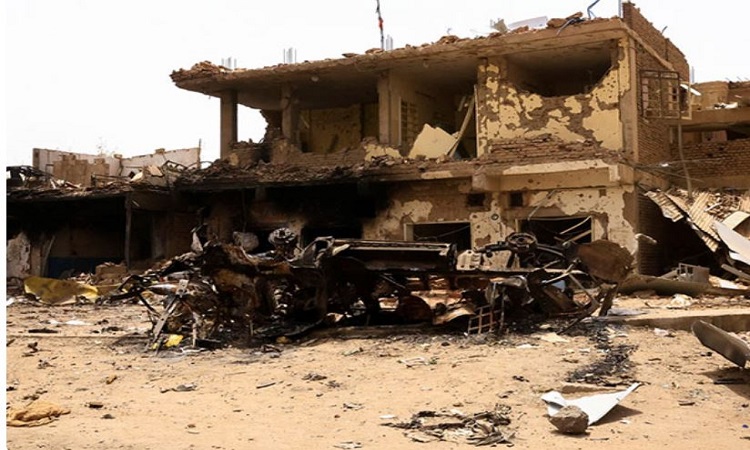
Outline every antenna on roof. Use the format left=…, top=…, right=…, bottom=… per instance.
left=376, top=0, right=385, bottom=50
left=283, top=48, right=297, bottom=64
left=220, top=57, right=236, bottom=70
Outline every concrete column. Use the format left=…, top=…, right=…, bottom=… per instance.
left=220, top=90, right=238, bottom=159
left=281, top=85, right=299, bottom=145
left=377, top=72, right=391, bottom=145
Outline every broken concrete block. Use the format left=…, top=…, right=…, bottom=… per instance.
left=408, top=124, right=457, bottom=159
left=549, top=405, right=588, bottom=434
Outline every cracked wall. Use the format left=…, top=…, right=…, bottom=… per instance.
left=476, top=40, right=630, bottom=156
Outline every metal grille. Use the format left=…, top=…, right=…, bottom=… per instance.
left=640, top=70, right=682, bottom=119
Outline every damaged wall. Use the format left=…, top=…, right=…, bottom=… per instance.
left=362, top=179, right=503, bottom=249
left=672, top=138, right=750, bottom=188
left=201, top=184, right=384, bottom=246
left=476, top=40, right=628, bottom=157
left=622, top=2, right=689, bottom=81
left=631, top=46, right=675, bottom=166
left=380, top=71, right=458, bottom=149
left=7, top=232, right=31, bottom=279
left=500, top=187, right=638, bottom=253
left=299, top=103, right=378, bottom=154
left=33, top=147, right=201, bottom=185
left=361, top=178, right=638, bottom=253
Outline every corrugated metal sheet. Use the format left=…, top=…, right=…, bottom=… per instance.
left=667, top=191, right=719, bottom=251
left=645, top=191, right=683, bottom=222
left=647, top=188, right=750, bottom=253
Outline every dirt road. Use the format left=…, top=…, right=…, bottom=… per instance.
left=5, top=301, right=750, bottom=449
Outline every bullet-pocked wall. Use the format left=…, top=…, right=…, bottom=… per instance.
left=362, top=179, right=504, bottom=249
left=360, top=177, right=638, bottom=254
left=500, top=186, right=638, bottom=254
left=476, top=38, right=630, bottom=156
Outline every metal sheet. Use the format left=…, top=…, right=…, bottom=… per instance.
left=692, top=320, right=750, bottom=368
left=541, top=383, right=641, bottom=425
left=645, top=191, right=684, bottom=222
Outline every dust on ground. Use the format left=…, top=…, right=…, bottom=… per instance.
left=6, top=300, right=750, bottom=449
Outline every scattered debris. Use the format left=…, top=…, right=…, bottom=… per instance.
left=385, top=404, right=514, bottom=446
left=333, top=442, right=362, bottom=449
left=256, top=381, right=277, bottom=389
left=541, top=383, right=640, bottom=426
left=161, top=383, right=198, bottom=393
left=302, top=372, right=327, bottom=381
left=566, top=324, right=636, bottom=385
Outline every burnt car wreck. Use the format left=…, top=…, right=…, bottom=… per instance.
left=104, top=228, right=633, bottom=348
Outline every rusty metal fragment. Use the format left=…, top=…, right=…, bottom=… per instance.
left=692, top=320, right=750, bottom=368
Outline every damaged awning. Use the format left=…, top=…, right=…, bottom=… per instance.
left=646, top=188, right=750, bottom=252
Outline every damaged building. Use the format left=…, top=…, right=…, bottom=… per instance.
left=7, top=147, right=201, bottom=278
left=6, top=4, right=750, bottom=328
left=165, top=3, right=750, bottom=276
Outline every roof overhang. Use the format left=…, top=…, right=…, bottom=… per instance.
left=172, top=19, right=631, bottom=111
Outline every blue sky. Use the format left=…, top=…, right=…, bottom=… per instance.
left=4, top=0, right=749, bottom=166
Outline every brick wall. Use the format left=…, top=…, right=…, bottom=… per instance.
left=485, top=134, right=621, bottom=166
left=622, top=3, right=689, bottom=80
left=635, top=49, right=673, bottom=165
left=672, top=138, right=750, bottom=186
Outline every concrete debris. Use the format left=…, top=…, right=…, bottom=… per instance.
left=548, top=405, right=589, bottom=434
left=408, top=124, right=457, bottom=159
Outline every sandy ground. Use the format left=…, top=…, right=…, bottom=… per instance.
left=5, top=298, right=750, bottom=450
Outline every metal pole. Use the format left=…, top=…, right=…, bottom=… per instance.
left=376, top=0, right=384, bottom=50
left=676, top=120, right=693, bottom=199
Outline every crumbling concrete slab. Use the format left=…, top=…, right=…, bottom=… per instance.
left=408, top=124, right=456, bottom=159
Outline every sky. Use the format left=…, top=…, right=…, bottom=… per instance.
left=4, top=0, right=749, bottom=166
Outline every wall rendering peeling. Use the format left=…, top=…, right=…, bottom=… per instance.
left=517, top=186, right=637, bottom=253
left=477, top=40, right=629, bottom=156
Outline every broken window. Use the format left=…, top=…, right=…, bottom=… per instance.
left=509, top=191, right=525, bottom=208
left=506, top=43, right=614, bottom=97
left=520, top=216, right=593, bottom=247
left=466, top=193, right=487, bottom=208
left=405, top=222, right=472, bottom=250
left=640, top=70, right=683, bottom=119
